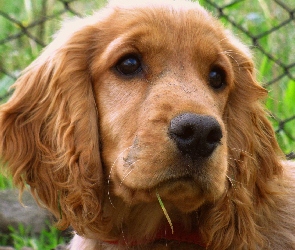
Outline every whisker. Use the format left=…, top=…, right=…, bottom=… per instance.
left=230, top=147, right=253, bottom=158
left=121, top=221, right=129, bottom=248
left=226, top=173, right=249, bottom=194
left=226, top=174, right=245, bottom=191
left=119, top=160, right=139, bottom=188
left=230, top=147, right=249, bottom=153
left=107, top=146, right=133, bottom=209
left=228, top=157, right=244, bottom=163
left=219, top=50, right=241, bottom=71
left=218, top=37, right=229, bottom=43
left=226, top=174, right=235, bottom=188
left=120, top=195, right=136, bottom=249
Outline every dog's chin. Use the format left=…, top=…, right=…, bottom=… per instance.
left=113, top=175, right=226, bottom=213
left=156, top=178, right=215, bottom=213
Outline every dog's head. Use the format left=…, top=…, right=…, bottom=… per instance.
left=0, top=0, right=283, bottom=247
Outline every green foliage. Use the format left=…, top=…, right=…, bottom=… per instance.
left=0, top=174, right=12, bottom=190
left=0, top=223, right=66, bottom=250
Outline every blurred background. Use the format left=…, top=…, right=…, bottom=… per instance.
left=0, top=0, right=294, bottom=248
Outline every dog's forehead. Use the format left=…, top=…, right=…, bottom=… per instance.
left=102, top=1, right=222, bottom=55
left=108, top=0, right=213, bottom=29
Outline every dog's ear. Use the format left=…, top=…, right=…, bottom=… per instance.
left=223, top=31, right=284, bottom=179
left=0, top=17, right=104, bottom=234
left=200, top=31, right=285, bottom=249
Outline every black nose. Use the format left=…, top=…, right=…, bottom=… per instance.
left=168, top=113, right=222, bottom=159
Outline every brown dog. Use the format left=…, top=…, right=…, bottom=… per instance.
left=1, top=0, right=295, bottom=249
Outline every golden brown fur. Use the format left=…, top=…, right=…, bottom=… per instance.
left=0, top=0, right=295, bottom=249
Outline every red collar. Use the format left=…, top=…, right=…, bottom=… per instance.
left=106, top=224, right=206, bottom=247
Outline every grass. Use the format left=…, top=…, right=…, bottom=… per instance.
left=0, top=0, right=294, bottom=248
left=157, top=191, right=174, bottom=234
left=0, top=174, right=12, bottom=190
left=0, top=223, right=68, bottom=250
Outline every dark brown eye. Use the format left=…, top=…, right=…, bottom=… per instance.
left=116, top=54, right=142, bottom=76
left=209, top=67, right=226, bottom=90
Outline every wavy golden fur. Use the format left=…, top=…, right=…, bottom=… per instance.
left=0, top=0, right=295, bottom=249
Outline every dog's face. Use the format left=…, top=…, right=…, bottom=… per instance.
left=0, top=0, right=272, bottom=245
left=93, top=2, right=233, bottom=212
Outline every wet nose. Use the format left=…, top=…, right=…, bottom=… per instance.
left=168, top=113, right=222, bottom=159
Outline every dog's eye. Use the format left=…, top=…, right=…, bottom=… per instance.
left=209, top=67, right=226, bottom=90
left=116, top=54, right=142, bottom=76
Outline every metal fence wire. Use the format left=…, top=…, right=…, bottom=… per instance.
left=0, top=0, right=294, bottom=157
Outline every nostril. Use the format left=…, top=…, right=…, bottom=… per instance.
left=172, top=124, right=195, bottom=140
left=206, top=126, right=222, bottom=145
left=180, top=126, right=194, bottom=139
left=168, top=113, right=222, bottom=159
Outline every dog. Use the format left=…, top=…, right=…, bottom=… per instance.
left=0, top=0, right=295, bottom=249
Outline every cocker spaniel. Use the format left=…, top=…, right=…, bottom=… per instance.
left=1, top=0, right=295, bottom=249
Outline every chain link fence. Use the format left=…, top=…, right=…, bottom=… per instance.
left=0, top=0, right=294, bottom=157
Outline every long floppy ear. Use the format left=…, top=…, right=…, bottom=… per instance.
left=199, top=31, right=286, bottom=249
left=224, top=31, right=284, bottom=182
left=0, top=16, right=104, bottom=234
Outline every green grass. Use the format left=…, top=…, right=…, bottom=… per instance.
left=0, top=0, right=107, bottom=78
left=0, top=174, right=12, bottom=190
left=0, top=223, right=68, bottom=250
left=0, top=0, right=294, bottom=248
